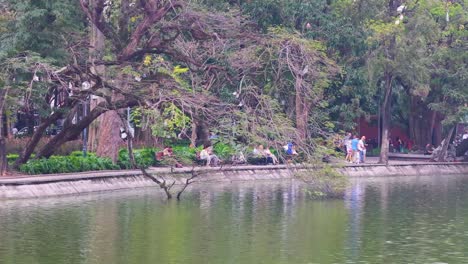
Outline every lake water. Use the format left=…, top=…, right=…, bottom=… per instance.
left=1, top=174, right=468, bottom=264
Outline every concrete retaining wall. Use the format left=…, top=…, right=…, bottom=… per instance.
left=338, top=163, right=468, bottom=177
left=0, top=163, right=467, bottom=200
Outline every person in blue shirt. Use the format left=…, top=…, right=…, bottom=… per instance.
left=351, top=136, right=360, bottom=163
left=286, top=142, right=293, bottom=155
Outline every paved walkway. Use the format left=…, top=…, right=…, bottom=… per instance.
left=1, top=157, right=466, bottom=184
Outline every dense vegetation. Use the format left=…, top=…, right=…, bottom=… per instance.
left=0, top=0, right=466, bottom=175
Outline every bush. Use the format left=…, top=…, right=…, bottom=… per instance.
left=6, top=153, right=19, bottom=164
left=172, top=145, right=200, bottom=165
left=117, top=148, right=160, bottom=169
left=213, top=142, right=236, bottom=160
left=368, top=147, right=381, bottom=157
left=19, top=155, right=119, bottom=175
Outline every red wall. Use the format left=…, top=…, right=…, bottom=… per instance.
left=357, top=117, right=410, bottom=144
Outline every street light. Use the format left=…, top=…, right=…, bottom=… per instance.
left=81, top=82, right=91, bottom=157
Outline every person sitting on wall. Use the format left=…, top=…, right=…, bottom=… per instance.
left=253, top=144, right=266, bottom=157
left=156, top=146, right=173, bottom=160
left=251, top=144, right=270, bottom=165
left=284, top=142, right=298, bottom=156
left=264, top=146, right=279, bottom=165
left=463, top=129, right=468, bottom=140
left=200, top=145, right=220, bottom=167
left=156, top=147, right=183, bottom=168
left=424, top=144, right=434, bottom=155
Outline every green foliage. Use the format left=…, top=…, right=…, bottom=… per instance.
left=213, top=142, right=236, bottom=160
left=368, top=147, right=381, bottom=157
left=6, top=153, right=19, bottom=164
left=171, top=145, right=201, bottom=165
left=2, top=0, right=84, bottom=63
left=118, top=148, right=160, bottom=169
left=19, top=155, right=119, bottom=175
left=130, top=104, right=191, bottom=139
left=2, top=0, right=466, bottom=170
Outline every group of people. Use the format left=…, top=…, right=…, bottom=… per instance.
left=344, top=133, right=367, bottom=164
left=155, top=147, right=183, bottom=168
left=390, top=137, right=412, bottom=153
left=156, top=141, right=300, bottom=168
left=252, top=144, right=279, bottom=165
left=157, top=145, right=221, bottom=167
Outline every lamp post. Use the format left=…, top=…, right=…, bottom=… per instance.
left=81, top=81, right=91, bottom=157
left=82, top=96, right=89, bottom=157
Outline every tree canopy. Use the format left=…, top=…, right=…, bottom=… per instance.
left=0, top=0, right=466, bottom=174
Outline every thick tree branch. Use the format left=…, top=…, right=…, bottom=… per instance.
left=118, top=1, right=184, bottom=61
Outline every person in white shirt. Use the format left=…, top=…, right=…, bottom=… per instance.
left=345, top=134, right=353, bottom=163
left=200, top=145, right=219, bottom=167
left=463, top=129, right=468, bottom=140
left=358, top=136, right=366, bottom=163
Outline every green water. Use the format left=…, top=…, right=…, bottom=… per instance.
left=1, top=174, right=468, bottom=264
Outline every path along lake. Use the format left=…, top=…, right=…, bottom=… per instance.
left=1, top=173, right=468, bottom=264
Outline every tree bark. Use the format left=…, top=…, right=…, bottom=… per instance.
left=295, top=72, right=308, bottom=142
left=196, top=118, right=210, bottom=147
left=379, top=74, right=393, bottom=164
left=96, top=109, right=123, bottom=162
left=0, top=112, right=6, bottom=176
left=0, top=89, right=8, bottom=176
left=87, top=3, right=106, bottom=152
left=0, top=136, right=6, bottom=176
left=433, top=126, right=454, bottom=162
left=95, top=77, right=127, bottom=162
left=190, top=120, right=197, bottom=147
left=409, top=96, right=436, bottom=149
left=14, top=111, right=63, bottom=167
left=35, top=100, right=137, bottom=159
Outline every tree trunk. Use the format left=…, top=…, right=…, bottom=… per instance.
left=196, top=119, right=210, bottom=147
left=0, top=89, right=8, bottom=176
left=96, top=110, right=123, bottom=162
left=0, top=136, right=6, bottom=176
left=433, top=126, right=454, bottom=162
left=295, top=72, right=308, bottom=142
left=35, top=100, right=137, bottom=159
left=5, top=113, right=12, bottom=139
left=95, top=78, right=127, bottom=162
left=409, top=96, right=437, bottom=150
left=14, top=111, right=63, bottom=167
left=379, top=74, right=393, bottom=164
left=433, top=113, right=443, bottom=146
left=0, top=111, right=6, bottom=176
left=190, top=120, right=197, bottom=147
left=87, top=5, right=106, bottom=152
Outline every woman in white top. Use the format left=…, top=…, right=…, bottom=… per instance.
left=264, top=146, right=279, bottom=165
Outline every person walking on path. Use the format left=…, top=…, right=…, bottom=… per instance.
left=345, top=134, right=353, bottom=163
left=343, top=132, right=351, bottom=154
left=358, top=136, right=367, bottom=163
left=351, top=135, right=360, bottom=164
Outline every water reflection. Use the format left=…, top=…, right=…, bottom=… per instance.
left=0, top=175, right=468, bottom=263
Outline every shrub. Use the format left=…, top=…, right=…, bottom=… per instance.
left=172, top=145, right=200, bottom=165
left=19, top=155, right=119, bottom=175
left=213, top=142, right=235, bottom=160
left=6, top=153, right=19, bottom=164
left=368, top=147, right=381, bottom=157
left=118, top=148, right=159, bottom=169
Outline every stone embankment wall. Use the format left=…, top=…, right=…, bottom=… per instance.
left=1, top=163, right=467, bottom=200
